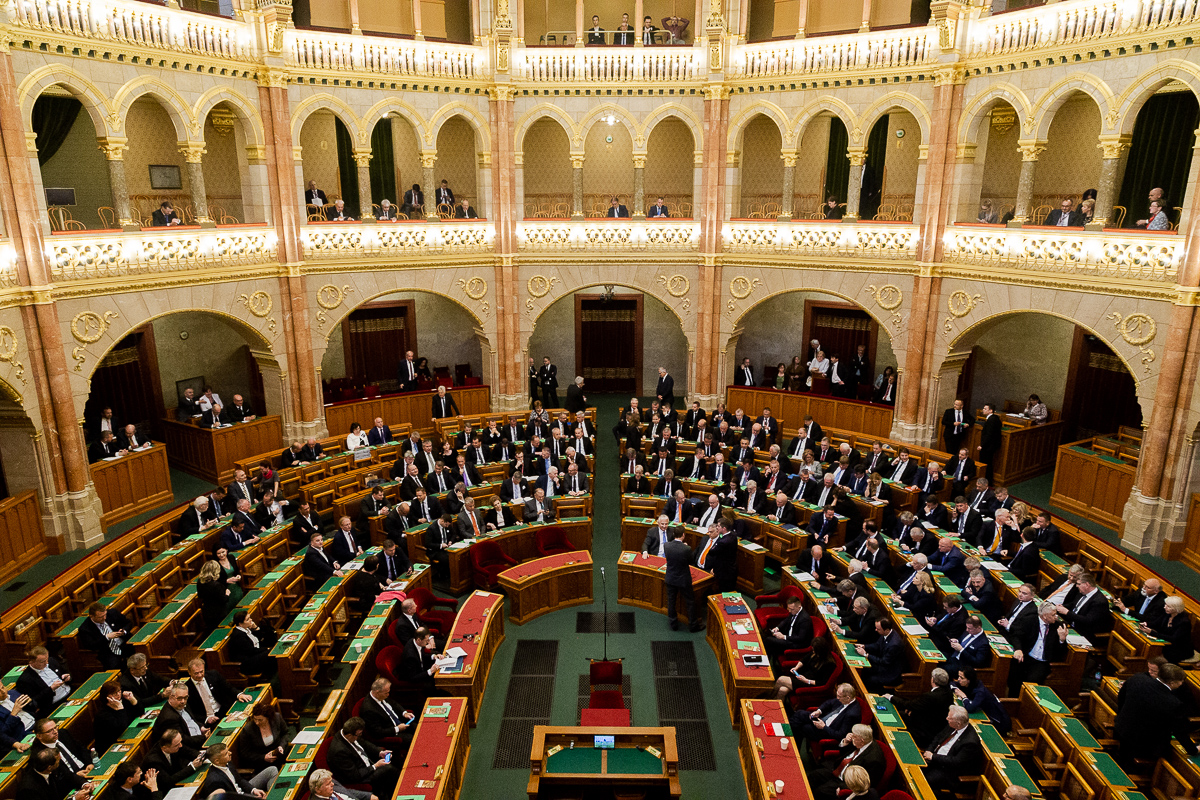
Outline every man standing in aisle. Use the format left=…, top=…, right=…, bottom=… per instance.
left=664, top=526, right=704, bottom=633
left=656, top=366, right=675, bottom=410
left=539, top=356, right=559, bottom=408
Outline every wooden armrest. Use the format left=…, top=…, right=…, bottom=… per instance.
left=316, top=690, right=344, bottom=723
left=1016, top=728, right=1039, bottom=736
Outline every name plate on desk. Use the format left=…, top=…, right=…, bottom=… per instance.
left=354, top=446, right=372, bottom=462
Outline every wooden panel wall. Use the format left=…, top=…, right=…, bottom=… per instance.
left=725, top=386, right=894, bottom=439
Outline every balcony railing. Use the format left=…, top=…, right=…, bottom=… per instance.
left=733, top=27, right=937, bottom=79
left=516, top=220, right=700, bottom=252
left=723, top=221, right=920, bottom=260
left=286, top=29, right=485, bottom=79
left=968, top=0, right=1200, bottom=57
left=513, top=46, right=706, bottom=83
left=48, top=226, right=277, bottom=282
left=302, top=221, right=494, bottom=261
left=9, top=0, right=254, bottom=60
left=941, top=224, right=1182, bottom=282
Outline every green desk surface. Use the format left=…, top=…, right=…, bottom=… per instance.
left=869, top=696, right=902, bottom=728
left=201, top=627, right=229, bottom=649
left=547, top=747, right=602, bottom=774
left=606, top=747, right=663, bottom=774
left=129, top=622, right=164, bottom=644
left=998, top=758, right=1041, bottom=796
left=77, top=671, right=118, bottom=693
left=342, top=638, right=373, bottom=663
left=1055, top=716, right=1100, bottom=750
left=1030, top=685, right=1066, bottom=710
left=129, top=562, right=157, bottom=578
left=888, top=731, right=925, bottom=766
left=974, top=723, right=1011, bottom=755
left=1085, top=752, right=1134, bottom=787
left=2, top=666, right=21, bottom=683
left=56, top=617, right=86, bottom=637
left=177, top=583, right=197, bottom=599
left=1042, top=551, right=1068, bottom=568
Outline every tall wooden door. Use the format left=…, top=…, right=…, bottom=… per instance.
left=1061, top=327, right=1142, bottom=439
left=342, top=300, right=415, bottom=387
left=801, top=300, right=878, bottom=363
left=576, top=295, right=643, bottom=395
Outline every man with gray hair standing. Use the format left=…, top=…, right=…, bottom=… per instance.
left=565, top=375, right=587, bottom=413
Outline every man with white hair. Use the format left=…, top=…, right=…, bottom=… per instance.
left=179, top=495, right=219, bottom=537
left=923, top=705, right=985, bottom=798
left=655, top=366, right=674, bottom=409
left=1116, top=577, right=1166, bottom=627
left=565, top=375, right=587, bottom=414
left=809, top=723, right=886, bottom=800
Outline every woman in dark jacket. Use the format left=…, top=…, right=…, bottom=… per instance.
left=239, top=700, right=290, bottom=773
left=197, top=560, right=232, bottom=632
left=92, top=680, right=138, bottom=753
left=895, top=571, right=940, bottom=623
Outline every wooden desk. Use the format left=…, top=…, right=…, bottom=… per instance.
left=0, top=491, right=48, bottom=588
left=436, top=591, right=504, bottom=727
left=1050, top=441, right=1137, bottom=530
left=616, top=551, right=714, bottom=625
left=527, top=726, right=681, bottom=799
left=324, top=386, right=492, bottom=439
left=498, top=551, right=594, bottom=624
left=726, top=386, right=894, bottom=439
left=393, top=697, right=470, bottom=800
left=968, top=412, right=1065, bottom=486
left=435, top=517, right=593, bottom=595
left=161, top=415, right=284, bottom=484
left=619, top=517, right=766, bottom=594
left=705, top=594, right=774, bottom=726
left=91, top=443, right=174, bottom=528
left=737, top=699, right=812, bottom=800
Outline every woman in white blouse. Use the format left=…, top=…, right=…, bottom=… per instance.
left=807, top=349, right=830, bottom=379
left=1023, top=394, right=1049, bottom=423
left=346, top=422, right=370, bottom=450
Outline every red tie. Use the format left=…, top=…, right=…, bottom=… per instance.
left=834, top=753, right=854, bottom=777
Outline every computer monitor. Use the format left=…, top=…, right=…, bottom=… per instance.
left=594, top=735, right=615, bottom=749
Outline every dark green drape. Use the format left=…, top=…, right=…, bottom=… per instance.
left=32, top=96, right=82, bottom=165
left=369, top=121, right=397, bottom=208
left=860, top=115, right=890, bottom=220
left=1117, top=92, right=1198, bottom=227
left=334, top=116, right=360, bottom=218
left=824, top=117, right=850, bottom=204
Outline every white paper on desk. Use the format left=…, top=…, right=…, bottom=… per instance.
left=445, top=646, right=468, bottom=659
left=770, top=722, right=785, bottom=737
left=901, top=624, right=927, bottom=635
left=433, top=656, right=458, bottom=668
left=292, top=730, right=323, bottom=745
left=102, top=455, right=123, bottom=461
left=980, top=560, right=1008, bottom=571
left=921, top=521, right=937, bottom=530
left=165, top=788, right=198, bottom=800
left=792, top=572, right=815, bottom=582
left=1066, top=632, right=1093, bottom=648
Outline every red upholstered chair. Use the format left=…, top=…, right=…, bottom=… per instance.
left=385, top=619, right=407, bottom=649
left=470, top=540, right=517, bottom=589
left=589, top=659, right=623, bottom=689
left=406, top=586, right=457, bottom=634
left=588, top=690, right=625, bottom=709
left=881, top=792, right=915, bottom=800
left=314, top=738, right=370, bottom=792
left=535, top=526, right=573, bottom=556
left=375, top=645, right=406, bottom=685
left=779, top=616, right=829, bottom=672
left=753, top=585, right=805, bottom=630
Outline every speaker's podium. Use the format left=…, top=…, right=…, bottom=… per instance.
left=527, top=726, right=681, bottom=799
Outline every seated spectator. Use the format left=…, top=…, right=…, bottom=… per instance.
left=16, top=647, right=71, bottom=716
left=1023, top=394, right=1049, bottom=423
left=402, top=183, right=424, bottom=215
left=885, top=669, right=953, bottom=747
left=377, top=199, right=396, bottom=221
left=454, top=198, right=478, bottom=219
left=435, top=179, right=454, bottom=207
left=88, top=430, right=121, bottom=462
left=330, top=199, right=354, bottom=221
left=953, top=666, right=1010, bottom=734
left=90, top=681, right=137, bottom=754
left=239, top=701, right=289, bottom=776
left=977, top=199, right=998, bottom=224
left=152, top=201, right=181, bottom=227
left=1045, top=197, right=1083, bottom=227
left=305, top=180, right=328, bottom=207
left=228, top=610, right=277, bottom=676
left=647, top=196, right=669, bottom=217
left=606, top=196, right=630, bottom=218
left=923, top=706, right=985, bottom=799
left=80, top=602, right=133, bottom=669
left=1142, top=595, right=1195, bottom=663
left=823, top=196, right=844, bottom=220
left=20, top=748, right=86, bottom=800
left=1079, top=197, right=1095, bottom=224
left=201, top=741, right=277, bottom=798
left=808, top=724, right=886, bottom=800
left=771, top=636, right=836, bottom=699
left=793, top=683, right=860, bottom=745
left=120, top=654, right=168, bottom=712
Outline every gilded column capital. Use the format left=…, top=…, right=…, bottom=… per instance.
left=257, top=67, right=289, bottom=89
left=703, top=84, right=730, bottom=101
left=1017, top=141, right=1047, bottom=162
left=245, top=145, right=267, bottom=162
left=570, top=155, right=586, bottom=169
left=488, top=85, right=517, bottom=102
left=420, top=152, right=438, bottom=169
left=352, top=149, right=372, bottom=168
left=932, top=65, right=967, bottom=86
left=96, top=137, right=129, bottom=161
left=1097, top=135, right=1132, bottom=160
left=632, top=154, right=647, bottom=169
left=178, top=142, right=207, bottom=163
left=780, top=150, right=797, bottom=169
left=847, top=148, right=867, bottom=167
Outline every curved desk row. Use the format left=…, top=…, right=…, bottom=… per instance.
left=497, top=550, right=594, bottom=624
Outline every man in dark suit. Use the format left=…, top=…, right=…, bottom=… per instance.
left=977, top=404, right=1002, bottom=481
left=1115, top=578, right=1168, bottom=629
left=962, top=570, right=1001, bottom=620
left=151, top=201, right=181, bottom=227
left=565, top=377, right=587, bottom=414
left=888, top=669, right=955, bottom=747
left=79, top=602, right=133, bottom=669
left=923, top=707, right=985, bottom=798
left=943, top=448, right=977, bottom=497
left=1054, top=572, right=1112, bottom=644
left=733, top=358, right=755, bottom=386
left=201, top=740, right=277, bottom=797
left=434, top=180, right=455, bottom=207
left=227, top=611, right=275, bottom=676
left=141, top=729, right=205, bottom=791
left=356, top=486, right=390, bottom=537
left=647, top=196, right=669, bottom=217
left=430, top=386, right=459, bottom=419
left=886, top=449, right=918, bottom=483
left=184, top=658, right=246, bottom=727
left=522, top=489, right=556, bottom=524
left=366, top=417, right=393, bottom=446
left=763, top=596, right=813, bottom=663
left=926, top=595, right=970, bottom=653
left=225, top=394, right=254, bottom=423
left=291, top=501, right=323, bottom=542
left=944, top=614, right=991, bottom=674
left=806, top=505, right=839, bottom=549
left=929, top=537, right=968, bottom=586
left=120, top=654, right=169, bottom=711
left=640, top=516, right=672, bottom=556
left=794, top=684, right=861, bottom=746
left=401, top=183, right=424, bottom=214
left=153, top=685, right=209, bottom=750
left=664, top=526, right=703, bottom=632
left=397, top=349, right=419, bottom=393
left=423, top=515, right=459, bottom=579
left=1116, top=663, right=1200, bottom=763
left=18, top=748, right=86, bottom=800
left=302, top=532, right=344, bottom=584
left=585, top=14, right=605, bottom=43
left=1029, top=512, right=1062, bottom=554
left=326, top=717, right=398, bottom=797
left=454, top=199, right=478, bottom=219
left=360, top=677, right=415, bottom=749
left=695, top=519, right=737, bottom=593
left=654, top=367, right=674, bottom=409
left=87, top=431, right=121, bottom=462
left=305, top=180, right=328, bottom=207
left=400, top=628, right=444, bottom=693
left=857, top=617, right=904, bottom=691
left=199, top=404, right=230, bottom=429
left=1008, top=602, right=1067, bottom=693
left=537, top=357, right=559, bottom=408
left=1044, top=197, right=1084, bottom=227
left=809, top=725, right=887, bottom=800
left=606, top=196, right=630, bottom=217
left=176, top=388, right=202, bottom=420
left=30, top=719, right=92, bottom=781
left=941, top=399, right=972, bottom=454
left=16, top=647, right=71, bottom=716
left=947, top=497, right=983, bottom=543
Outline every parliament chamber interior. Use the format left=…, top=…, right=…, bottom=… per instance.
left=0, top=0, right=1199, bottom=795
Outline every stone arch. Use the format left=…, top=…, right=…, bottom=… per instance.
left=290, top=93, right=364, bottom=147
left=360, top=99, right=430, bottom=144
left=192, top=87, right=266, bottom=148
left=790, top=98, right=857, bottom=149
left=727, top=102, right=791, bottom=152
left=957, top=83, right=1033, bottom=146
left=17, top=64, right=114, bottom=139
left=1030, top=73, right=1116, bottom=142
left=857, top=92, right=931, bottom=148
left=112, top=77, right=194, bottom=140
left=1112, top=60, right=1200, bottom=137
left=640, top=104, right=705, bottom=152
left=514, top=103, right=581, bottom=152
left=579, top=104, right=641, bottom=149
left=427, top=103, right=491, bottom=152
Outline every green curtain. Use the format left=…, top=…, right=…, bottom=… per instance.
left=32, top=96, right=82, bottom=165
left=824, top=117, right=850, bottom=204
left=860, top=115, right=890, bottom=220
left=369, top=121, right=397, bottom=208
left=334, top=116, right=360, bottom=218
left=1117, top=92, right=1198, bottom=227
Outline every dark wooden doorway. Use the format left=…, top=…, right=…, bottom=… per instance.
left=576, top=294, right=643, bottom=395
left=801, top=300, right=879, bottom=365
left=1061, top=327, right=1142, bottom=439
left=82, top=328, right=165, bottom=440
left=342, top=300, right=416, bottom=388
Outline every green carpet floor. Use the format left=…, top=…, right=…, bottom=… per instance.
left=458, top=394, right=749, bottom=798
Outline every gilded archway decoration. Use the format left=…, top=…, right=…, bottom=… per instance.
left=456, top=277, right=490, bottom=316
left=527, top=274, right=559, bottom=298
left=70, top=310, right=118, bottom=372
left=943, top=290, right=983, bottom=334
left=0, top=326, right=25, bottom=385
left=864, top=284, right=904, bottom=329
left=238, top=291, right=273, bottom=318
left=658, top=274, right=690, bottom=298
left=726, top=275, right=761, bottom=317
left=315, top=284, right=354, bottom=331
left=1108, top=311, right=1157, bottom=374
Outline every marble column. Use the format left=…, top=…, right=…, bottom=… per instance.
left=632, top=155, right=646, bottom=218
left=421, top=152, right=438, bottom=219
left=635, top=0, right=644, bottom=45
left=859, top=0, right=871, bottom=31
left=575, top=0, right=584, bottom=46
left=844, top=149, right=866, bottom=221
left=179, top=143, right=214, bottom=227
left=412, top=0, right=423, bottom=40
left=795, top=0, right=807, bottom=37
left=1011, top=141, right=1045, bottom=226
left=349, top=0, right=361, bottom=33
left=96, top=138, right=139, bottom=231
left=779, top=151, right=796, bottom=221
left=354, top=149, right=374, bottom=222
left=571, top=155, right=585, bottom=218
left=1090, top=136, right=1130, bottom=230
